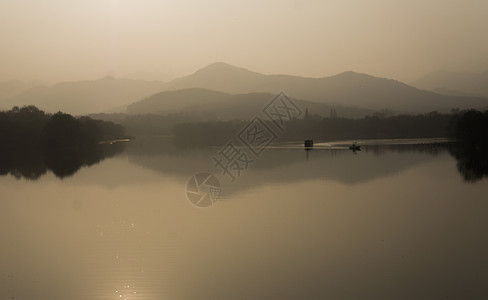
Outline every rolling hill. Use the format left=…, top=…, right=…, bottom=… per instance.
left=1, top=77, right=167, bottom=115
left=127, top=88, right=230, bottom=114
left=412, top=69, right=488, bottom=98
left=127, top=88, right=372, bottom=119
left=168, top=62, right=488, bottom=113
left=3, top=63, right=487, bottom=116
left=0, top=80, right=43, bottom=102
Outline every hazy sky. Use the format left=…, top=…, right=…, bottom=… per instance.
left=1, top=0, right=487, bottom=83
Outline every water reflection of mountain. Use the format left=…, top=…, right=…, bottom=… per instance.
left=0, top=143, right=125, bottom=180
left=126, top=138, right=457, bottom=195
left=4, top=136, right=485, bottom=185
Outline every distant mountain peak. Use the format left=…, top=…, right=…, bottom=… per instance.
left=205, top=61, right=234, bottom=68
left=332, top=71, right=396, bottom=83
left=195, top=62, right=262, bottom=76
left=334, top=71, right=370, bottom=78
left=200, top=61, right=239, bottom=70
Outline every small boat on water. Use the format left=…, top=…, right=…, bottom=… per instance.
left=349, top=142, right=361, bottom=151
left=304, top=139, right=314, bottom=149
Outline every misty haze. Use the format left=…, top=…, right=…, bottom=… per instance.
left=1, top=1, right=488, bottom=300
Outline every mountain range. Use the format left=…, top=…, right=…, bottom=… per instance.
left=167, top=63, right=488, bottom=113
left=0, top=77, right=167, bottom=115
left=411, top=69, right=488, bottom=98
left=1, top=63, right=487, bottom=116
left=128, top=88, right=372, bottom=120
left=0, top=80, right=44, bottom=102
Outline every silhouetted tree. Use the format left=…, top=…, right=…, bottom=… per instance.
left=0, top=106, right=126, bottom=149
left=0, top=105, right=127, bottom=180
left=455, top=110, right=488, bottom=148
left=447, top=109, right=488, bottom=182
left=43, top=112, right=81, bottom=147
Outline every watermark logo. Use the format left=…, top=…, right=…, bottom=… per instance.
left=237, top=117, right=278, bottom=157
left=186, top=92, right=301, bottom=207
left=186, top=173, right=221, bottom=208
left=262, top=92, right=303, bottom=132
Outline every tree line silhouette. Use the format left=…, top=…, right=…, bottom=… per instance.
left=173, top=111, right=460, bottom=146
left=0, top=106, right=127, bottom=179
left=0, top=105, right=125, bottom=149
left=448, top=109, right=488, bottom=182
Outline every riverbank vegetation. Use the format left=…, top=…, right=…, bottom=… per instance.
left=0, top=106, right=125, bottom=149
left=172, top=111, right=469, bottom=146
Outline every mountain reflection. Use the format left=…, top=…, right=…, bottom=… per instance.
left=0, top=143, right=125, bottom=180
left=126, top=138, right=482, bottom=196
left=2, top=137, right=486, bottom=185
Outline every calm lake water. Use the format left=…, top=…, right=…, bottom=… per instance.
left=1, top=138, right=487, bottom=300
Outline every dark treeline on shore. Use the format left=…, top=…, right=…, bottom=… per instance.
left=0, top=106, right=127, bottom=179
left=3, top=106, right=486, bottom=150
left=288, top=111, right=455, bottom=141
left=90, top=112, right=202, bottom=137
left=448, top=110, right=488, bottom=182
left=173, top=110, right=470, bottom=146
left=0, top=106, right=125, bottom=149
left=453, top=110, right=488, bottom=148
